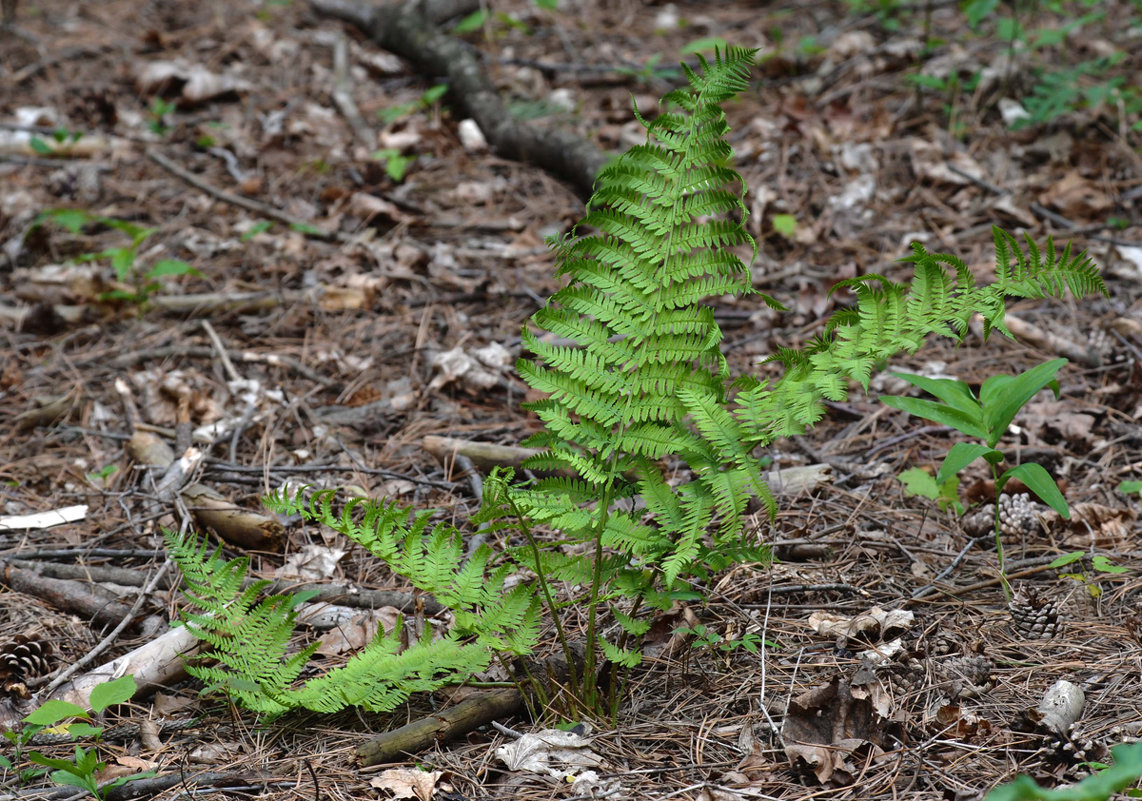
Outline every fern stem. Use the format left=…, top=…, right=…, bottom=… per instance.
left=505, top=491, right=580, bottom=694
left=582, top=477, right=616, bottom=711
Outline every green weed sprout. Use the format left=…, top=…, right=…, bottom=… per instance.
left=33, top=209, right=199, bottom=307
left=1, top=675, right=153, bottom=800
left=882, top=358, right=1071, bottom=590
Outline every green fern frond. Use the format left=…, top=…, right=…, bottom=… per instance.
left=738, top=227, right=1107, bottom=446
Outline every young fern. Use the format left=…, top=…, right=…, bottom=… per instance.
left=165, top=524, right=533, bottom=717
left=166, top=45, right=1106, bottom=719
left=511, top=47, right=781, bottom=702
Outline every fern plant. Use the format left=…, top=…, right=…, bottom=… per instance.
left=167, top=45, right=1105, bottom=719
left=166, top=525, right=536, bottom=717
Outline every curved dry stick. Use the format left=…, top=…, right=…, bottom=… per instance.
left=310, top=0, right=608, bottom=200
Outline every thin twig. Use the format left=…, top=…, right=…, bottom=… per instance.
left=43, top=561, right=172, bottom=694
left=146, top=149, right=346, bottom=243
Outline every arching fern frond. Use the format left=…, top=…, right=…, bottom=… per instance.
left=737, top=228, right=1107, bottom=445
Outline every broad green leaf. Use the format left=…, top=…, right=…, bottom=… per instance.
left=1118, top=480, right=1142, bottom=495
left=937, top=442, right=1000, bottom=485
left=452, top=9, right=488, bottom=33
left=89, top=674, right=137, bottom=712
left=1000, top=462, right=1069, bottom=518
left=46, top=769, right=98, bottom=795
left=289, top=222, right=324, bottom=236
left=962, top=0, right=999, bottom=28
left=887, top=372, right=982, bottom=416
left=24, top=700, right=88, bottom=726
left=421, top=84, right=448, bottom=105
left=29, top=136, right=53, bottom=155
left=28, top=753, right=84, bottom=773
left=64, top=722, right=103, bottom=738
left=882, top=396, right=989, bottom=440
left=979, top=359, right=1066, bottom=448
left=898, top=467, right=940, bottom=500
left=35, top=208, right=93, bottom=234
left=1048, top=551, right=1084, bottom=568
left=771, top=214, right=797, bottom=237
left=148, top=259, right=199, bottom=279
left=1091, top=555, right=1128, bottom=574
left=110, top=247, right=135, bottom=280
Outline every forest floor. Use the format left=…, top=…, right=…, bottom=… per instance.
left=2, top=0, right=1142, bottom=799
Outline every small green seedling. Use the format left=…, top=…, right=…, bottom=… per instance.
left=33, top=209, right=200, bottom=308
left=147, top=98, right=176, bottom=136
left=377, top=83, right=449, bottom=126
left=1050, top=551, right=1129, bottom=600
left=771, top=213, right=798, bottom=239
left=674, top=624, right=775, bottom=656
left=882, top=358, right=1071, bottom=588
left=897, top=466, right=963, bottom=514
left=29, top=128, right=84, bottom=156
left=1, top=675, right=153, bottom=800
left=1118, top=479, right=1142, bottom=499
left=371, top=148, right=414, bottom=182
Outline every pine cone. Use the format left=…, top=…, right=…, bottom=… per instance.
left=1009, top=586, right=1062, bottom=640
left=0, top=635, right=52, bottom=683
left=997, top=493, right=1039, bottom=537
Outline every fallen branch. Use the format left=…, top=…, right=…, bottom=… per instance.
left=146, top=149, right=346, bottom=242
left=357, top=686, right=522, bottom=766
left=423, top=434, right=833, bottom=496
left=310, top=0, right=608, bottom=199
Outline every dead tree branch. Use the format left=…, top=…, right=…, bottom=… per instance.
left=309, top=0, right=608, bottom=199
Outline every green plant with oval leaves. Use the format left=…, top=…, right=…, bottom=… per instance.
left=882, top=357, right=1075, bottom=591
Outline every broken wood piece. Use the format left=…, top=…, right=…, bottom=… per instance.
left=0, top=562, right=140, bottom=630
left=0, top=559, right=445, bottom=616
left=357, top=687, right=522, bottom=766
left=180, top=483, right=285, bottom=551
left=1004, top=312, right=1101, bottom=367
left=356, top=648, right=579, bottom=766
left=47, top=625, right=199, bottom=710
left=422, top=434, right=539, bottom=473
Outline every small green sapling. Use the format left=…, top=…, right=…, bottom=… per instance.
left=882, top=357, right=1072, bottom=586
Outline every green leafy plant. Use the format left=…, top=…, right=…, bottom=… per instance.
left=147, top=97, right=176, bottom=136
left=378, top=83, right=449, bottom=126
left=33, top=209, right=200, bottom=307
left=897, top=466, right=963, bottom=514
left=771, top=213, right=798, bottom=238
left=1, top=676, right=153, bottom=799
left=957, top=0, right=1139, bottom=131
left=882, top=356, right=1082, bottom=587
left=371, top=148, right=415, bottom=182
left=168, top=46, right=1104, bottom=720
left=985, top=741, right=1142, bottom=800
left=166, top=526, right=537, bottom=717
left=1050, top=550, right=1129, bottom=599
left=29, top=128, right=83, bottom=156
left=674, top=624, right=772, bottom=655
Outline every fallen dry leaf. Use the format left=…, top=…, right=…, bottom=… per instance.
left=368, top=767, right=444, bottom=800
